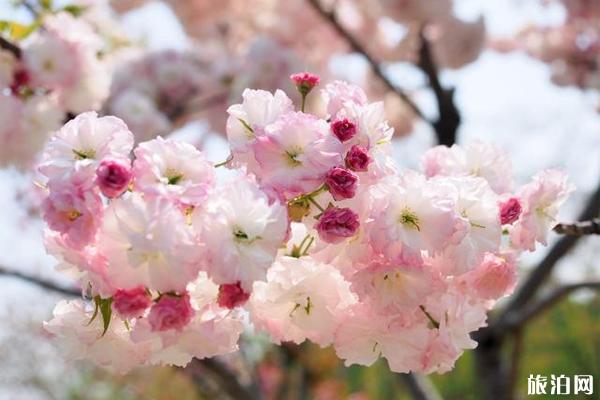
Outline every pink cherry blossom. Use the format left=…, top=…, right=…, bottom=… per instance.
left=97, top=193, right=203, bottom=293
left=321, top=80, right=368, bottom=119
left=113, top=286, right=152, bottom=319
left=133, top=137, right=214, bottom=205
left=499, top=197, right=522, bottom=225
left=217, top=282, right=250, bottom=309
left=226, top=89, right=294, bottom=172
left=467, top=253, right=517, bottom=300
left=194, top=177, right=288, bottom=291
left=250, top=256, right=356, bottom=346
left=96, top=158, right=132, bottom=198
left=331, top=118, right=358, bottom=142
left=367, top=174, right=458, bottom=262
left=39, top=112, right=134, bottom=183
left=325, top=166, right=358, bottom=200
left=253, top=112, right=342, bottom=198
left=421, top=141, right=514, bottom=194
left=148, top=294, right=195, bottom=332
left=41, top=181, right=103, bottom=250
left=510, top=169, right=574, bottom=251
left=316, top=207, right=360, bottom=244
left=44, top=299, right=153, bottom=374
left=290, top=71, right=320, bottom=94
left=345, top=145, right=372, bottom=172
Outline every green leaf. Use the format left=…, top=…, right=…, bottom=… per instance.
left=0, top=20, right=39, bottom=40
left=62, top=5, right=86, bottom=17
left=86, top=296, right=101, bottom=326
left=98, top=297, right=113, bottom=337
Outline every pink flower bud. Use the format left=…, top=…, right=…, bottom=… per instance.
left=217, top=282, right=250, bottom=309
left=316, top=206, right=360, bottom=244
left=471, top=254, right=517, bottom=300
left=148, top=293, right=194, bottom=332
left=499, top=197, right=522, bottom=225
left=112, top=286, right=152, bottom=319
left=10, top=67, right=29, bottom=94
left=331, top=118, right=357, bottom=142
left=325, top=166, right=358, bottom=200
left=96, top=158, right=131, bottom=198
left=290, top=72, right=320, bottom=95
left=345, top=145, right=371, bottom=172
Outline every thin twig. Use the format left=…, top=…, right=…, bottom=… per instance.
left=500, top=282, right=600, bottom=331
left=0, top=265, right=80, bottom=297
left=399, top=373, right=443, bottom=400
left=305, top=0, right=426, bottom=121
left=553, top=218, right=600, bottom=236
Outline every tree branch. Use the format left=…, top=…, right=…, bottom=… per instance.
left=497, top=181, right=600, bottom=320
left=184, top=357, right=259, bottom=400
left=0, top=36, right=22, bottom=59
left=399, top=373, right=443, bottom=400
left=305, top=0, right=426, bottom=121
left=417, top=30, right=460, bottom=146
left=0, top=265, right=80, bottom=297
left=553, top=218, right=600, bottom=236
left=499, top=281, right=600, bottom=332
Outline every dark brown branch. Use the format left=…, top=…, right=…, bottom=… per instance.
left=0, top=36, right=22, bottom=59
left=553, top=218, right=600, bottom=236
left=417, top=30, right=460, bottom=146
left=184, top=358, right=259, bottom=400
left=507, top=328, right=523, bottom=399
left=399, top=373, right=443, bottom=400
left=499, top=282, right=600, bottom=332
left=0, top=265, right=80, bottom=297
left=305, top=0, right=426, bottom=121
left=497, top=181, right=600, bottom=320
left=472, top=329, right=510, bottom=400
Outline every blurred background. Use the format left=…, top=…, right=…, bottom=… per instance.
left=0, top=0, right=599, bottom=399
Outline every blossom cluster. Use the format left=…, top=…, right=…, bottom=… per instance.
left=105, top=50, right=208, bottom=141
left=492, top=0, right=600, bottom=90
left=114, top=0, right=488, bottom=137
left=40, top=77, right=573, bottom=374
left=1, top=9, right=112, bottom=167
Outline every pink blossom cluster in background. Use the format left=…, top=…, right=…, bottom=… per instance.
left=492, top=0, right=600, bottom=90
left=39, top=77, right=572, bottom=374
left=0, top=10, right=111, bottom=167
left=112, top=0, right=489, bottom=137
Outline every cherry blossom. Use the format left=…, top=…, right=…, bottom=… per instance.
left=36, top=78, right=572, bottom=375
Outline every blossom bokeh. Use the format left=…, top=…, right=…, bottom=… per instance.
left=1, top=1, right=599, bottom=399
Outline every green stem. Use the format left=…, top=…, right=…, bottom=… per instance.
left=307, top=196, right=324, bottom=212
left=301, top=95, right=306, bottom=112
left=214, top=153, right=233, bottom=168
left=301, top=236, right=314, bottom=256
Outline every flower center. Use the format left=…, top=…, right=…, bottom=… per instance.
left=284, top=147, right=303, bottom=167
left=72, top=148, right=96, bottom=160
left=290, top=296, right=312, bottom=316
left=65, top=210, right=82, bottom=221
left=165, top=169, right=184, bottom=185
left=399, top=207, right=420, bottom=231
